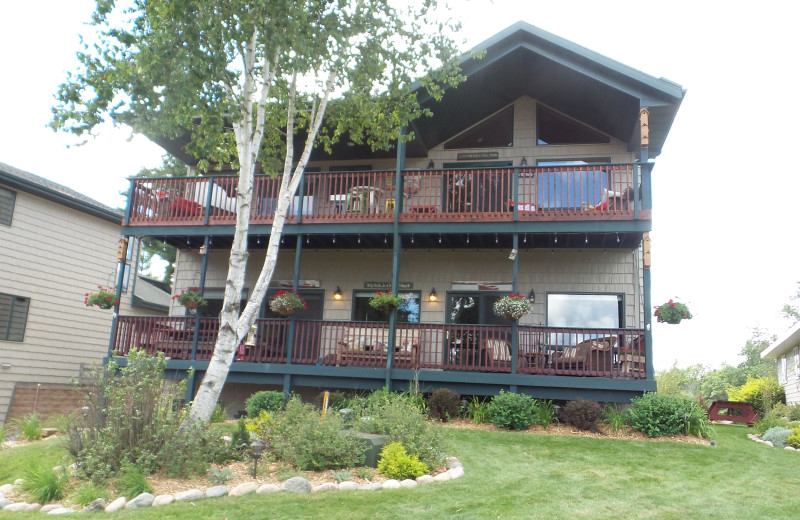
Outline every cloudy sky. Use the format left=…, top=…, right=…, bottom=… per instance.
left=2, top=1, right=798, bottom=370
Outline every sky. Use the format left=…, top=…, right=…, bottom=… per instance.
left=1, top=1, right=799, bottom=371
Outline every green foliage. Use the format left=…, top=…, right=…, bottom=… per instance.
left=330, top=468, right=353, bottom=483
left=426, top=388, right=460, bottom=422
left=71, top=482, right=109, bottom=506
left=210, top=402, right=228, bottom=423
left=460, top=396, right=491, bottom=424
left=21, top=464, right=68, bottom=503
left=564, top=399, right=602, bottom=430
left=69, top=350, right=221, bottom=481
left=786, top=426, right=800, bottom=449
left=603, top=404, right=630, bottom=432
left=245, top=391, right=285, bottom=417
left=682, top=399, right=715, bottom=439
left=14, top=412, right=43, bottom=441
left=487, top=390, right=536, bottom=430
left=208, top=467, right=235, bottom=484
left=269, top=397, right=365, bottom=471
left=534, top=399, right=557, bottom=428
left=630, top=393, right=713, bottom=438
left=753, top=414, right=791, bottom=434
left=274, top=466, right=304, bottom=481
left=769, top=403, right=800, bottom=421
left=356, top=467, right=375, bottom=481
left=377, top=442, right=428, bottom=480
left=0, top=422, right=9, bottom=446
left=727, top=376, right=785, bottom=417
left=230, top=416, right=251, bottom=452
left=115, top=463, right=153, bottom=497
left=762, top=426, right=793, bottom=448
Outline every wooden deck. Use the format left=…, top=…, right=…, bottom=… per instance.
left=125, top=164, right=647, bottom=227
left=113, top=316, right=647, bottom=380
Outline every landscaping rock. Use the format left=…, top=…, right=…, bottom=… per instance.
left=229, top=482, right=258, bottom=497
left=126, top=492, right=155, bottom=508
left=764, top=440, right=775, bottom=447
left=24, top=503, right=41, bottom=511
left=400, top=479, right=418, bottom=488
left=382, top=479, right=400, bottom=489
left=416, top=475, right=435, bottom=485
left=312, top=483, right=338, bottom=493
left=447, top=457, right=462, bottom=469
left=205, top=486, right=229, bottom=498
left=105, top=497, right=127, bottom=512
left=80, top=498, right=106, bottom=513
left=785, top=446, right=796, bottom=451
left=281, top=477, right=312, bottom=493
left=338, top=481, right=359, bottom=491
left=13, top=479, right=23, bottom=486
left=359, top=482, right=383, bottom=490
left=47, top=507, right=76, bottom=514
left=256, top=484, right=280, bottom=494
left=447, top=466, right=465, bottom=479
left=40, top=504, right=63, bottom=513
left=152, top=495, right=175, bottom=507
left=0, top=498, right=10, bottom=510
left=175, top=489, right=205, bottom=502
left=0, top=484, right=13, bottom=494
left=433, top=472, right=451, bottom=482
left=4, top=503, right=33, bottom=512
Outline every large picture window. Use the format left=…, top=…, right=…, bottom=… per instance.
left=446, top=292, right=508, bottom=325
left=546, top=293, right=623, bottom=329
left=352, top=291, right=420, bottom=323
left=0, top=292, right=30, bottom=342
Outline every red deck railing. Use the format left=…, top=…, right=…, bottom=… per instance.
left=113, top=317, right=646, bottom=379
left=126, top=164, right=643, bottom=226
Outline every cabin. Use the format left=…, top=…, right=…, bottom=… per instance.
left=762, top=324, right=800, bottom=406
left=110, top=22, right=684, bottom=410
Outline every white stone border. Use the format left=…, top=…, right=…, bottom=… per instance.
left=0, top=457, right=464, bottom=514
left=747, top=433, right=798, bottom=451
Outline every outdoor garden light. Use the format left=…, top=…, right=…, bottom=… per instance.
left=429, top=288, right=438, bottom=302
left=334, top=287, right=343, bottom=301
left=251, top=440, right=265, bottom=478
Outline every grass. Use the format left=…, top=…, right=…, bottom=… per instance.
left=2, top=425, right=800, bottom=519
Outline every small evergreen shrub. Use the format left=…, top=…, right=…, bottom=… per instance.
left=230, top=416, right=251, bottom=451
left=564, top=399, right=602, bottom=430
left=245, top=390, right=285, bottom=417
left=426, top=388, right=461, bottom=422
left=269, top=397, right=365, bottom=470
left=22, top=464, right=68, bottom=503
left=763, top=426, right=793, bottom=448
left=377, top=442, right=428, bottom=480
left=727, top=376, right=785, bottom=418
left=488, top=390, right=536, bottom=430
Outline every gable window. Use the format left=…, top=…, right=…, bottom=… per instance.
left=0, top=186, right=16, bottom=226
left=353, top=291, right=420, bottom=323
left=0, top=292, right=30, bottom=342
left=444, top=106, right=514, bottom=149
left=537, top=104, right=609, bottom=145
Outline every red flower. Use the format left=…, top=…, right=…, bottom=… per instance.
left=668, top=299, right=676, bottom=307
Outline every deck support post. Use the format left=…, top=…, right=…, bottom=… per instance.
left=509, top=233, right=519, bottom=391
left=282, top=233, right=304, bottom=397
left=386, top=127, right=407, bottom=390
left=640, top=108, right=654, bottom=381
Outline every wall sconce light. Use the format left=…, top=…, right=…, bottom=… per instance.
left=428, top=288, right=438, bottom=302
left=333, top=287, right=343, bottom=301
left=519, top=157, right=528, bottom=167
left=199, top=244, right=207, bottom=255
left=427, top=159, right=435, bottom=169
left=528, top=289, right=536, bottom=304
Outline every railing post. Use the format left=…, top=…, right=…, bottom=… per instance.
left=202, top=177, right=213, bottom=225
left=512, top=167, right=519, bottom=222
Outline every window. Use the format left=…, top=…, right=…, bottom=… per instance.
left=444, top=107, right=514, bottom=149
left=0, top=292, right=30, bottom=342
left=546, top=293, right=623, bottom=329
left=352, top=291, right=420, bottom=323
left=446, top=292, right=508, bottom=325
left=196, top=288, right=248, bottom=318
left=0, top=186, right=16, bottom=226
left=264, top=290, right=324, bottom=320
left=537, top=104, right=609, bottom=145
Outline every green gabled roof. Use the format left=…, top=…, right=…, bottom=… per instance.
left=0, top=161, right=123, bottom=223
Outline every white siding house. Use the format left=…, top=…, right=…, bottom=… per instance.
left=762, top=324, right=800, bottom=406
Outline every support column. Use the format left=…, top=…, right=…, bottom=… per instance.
left=386, top=127, right=407, bottom=390
left=640, top=108, right=654, bottom=381
left=283, top=234, right=304, bottom=398
left=107, top=237, right=129, bottom=359
left=510, top=233, right=519, bottom=392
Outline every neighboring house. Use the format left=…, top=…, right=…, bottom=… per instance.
left=0, top=161, right=162, bottom=423
left=762, top=324, right=800, bottom=405
left=111, top=22, right=685, bottom=410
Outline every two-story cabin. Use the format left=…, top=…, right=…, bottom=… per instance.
left=110, top=22, right=684, bottom=409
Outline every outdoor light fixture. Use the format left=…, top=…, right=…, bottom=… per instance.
left=244, top=324, right=257, bottom=347
left=334, top=287, right=343, bottom=301
left=528, top=289, right=536, bottom=304
left=428, top=159, right=435, bottom=169
left=519, top=157, right=528, bottom=167
left=251, top=440, right=265, bottom=478
left=199, top=244, right=207, bottom=255
left=429, top=288, right=438, bottom=302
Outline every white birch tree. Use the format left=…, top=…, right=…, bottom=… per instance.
left=52, top=0, right=463, bottom=422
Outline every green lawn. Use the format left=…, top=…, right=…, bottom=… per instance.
left=2, top=425, right=798, bottom=519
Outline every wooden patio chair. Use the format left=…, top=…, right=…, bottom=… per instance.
left=551, top=336, right=615, bottom=372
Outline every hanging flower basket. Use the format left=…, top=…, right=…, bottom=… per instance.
left=493, top=294, right=531, bottom=321
left=368, top=291, right=403, bottom=312
left=172, top=288, right=207, bottom=309
left=654, top=299, right=692, bottom=324
left=269, top=290, right=306, bottom=317
left=84, top=285, right=118, bottom=310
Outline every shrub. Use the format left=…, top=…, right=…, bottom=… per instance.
left=269, top=397, right=365, bottom=470
left=115, top=463, right=153, bottom=497
left=14, top=412, right=43, bottom=441
left=727, top=376, right=785, bottom=418
left=426, top=388, right=460, bottom=422
left=754, top=414, right=791, bottom=435
left=330, top=468, right=353, bottom=483
left=786, top=426, right=800, bottom=449
left=488, top=391, right=536, bottom=430
left=460, top=396, right=491, bottom=424
left=629, top=393, right=713, bottom=438
left=603, top=404, right=630, bottom=432
left=682, top=399, right=715, bottom=439
left=21, top=464, right=68, bottom=503
left=377, top=442, right=428, bottom=480
left=245, top=390, right=285, bottom=417
left=763, top=426, right=793, bottom=448
left=534, top=399, right=557, bottom=428
left=210, top=402, right=228, bottom=423
left=230, top=416, right=251, bottom=451
left=767, top=402, right=800, bottom=421
left=208, top=467, right=235, bottom=484
left=564, top=399, right=602, bottom=430
left=71, top=482, right=109, bottom=506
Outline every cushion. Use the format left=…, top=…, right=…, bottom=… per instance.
left=562, top=347, right=576, bottom=359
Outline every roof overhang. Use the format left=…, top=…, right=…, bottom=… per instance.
left=762, top=324, right=800, bottom=359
